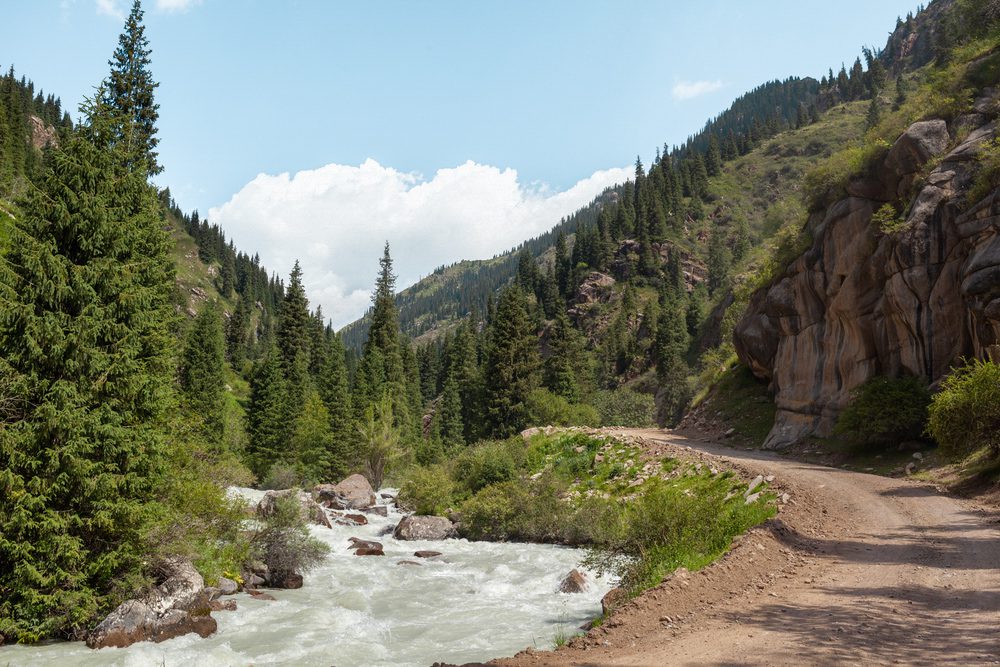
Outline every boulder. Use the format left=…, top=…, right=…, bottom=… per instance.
left=249, top=591, right=276, bottom=601
left=257, top=489, right=332, bottom=529
left=315, top=474, right=377, bottom=510
left=343, top=513, right=369, bottom=525
left=86, top=559, right=216, bottom=649
left=558, top=569, right=589, bottom=593
left=601, top=587, right=628, bottom=615
left=355, top=547, right=385, bottom=556
left=397, top=560, right=422, bottom=567
left=392, top=515, right=457, bottom=541
left=364, top=505, right=389, bottom=517
left=347, top=537, right=382, bottom=551
left=271, top=572, right=303, bottom=589
left=210, top=599, right=237, bottom=612
left=216, top=576, right=239, bottom=596
left=414, top=550, right=442, bottom=558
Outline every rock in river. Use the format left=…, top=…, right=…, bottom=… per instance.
left=393, top=515, right=457, bottom=541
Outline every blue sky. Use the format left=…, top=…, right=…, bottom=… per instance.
left=2, top=0, right=920, bottom=325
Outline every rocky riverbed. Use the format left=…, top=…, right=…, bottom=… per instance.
left=0, top=485, right=612, bottom=667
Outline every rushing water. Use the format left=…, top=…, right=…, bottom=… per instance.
left=1, top=488, right=612, bottom=667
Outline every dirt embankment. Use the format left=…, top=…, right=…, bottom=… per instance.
left=489, top=428, right=1000, bottom=667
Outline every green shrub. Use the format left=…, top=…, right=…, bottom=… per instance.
left=872, top=203, right=906, bottom=234
left=927, top=359, right=1000, bottom=458
left=397, top=464, right=456, bottom=515
left=250, top=494, right=329, bottom=584
left=593, top=388, right=656, bottom=426
left=967, top=138, right=1000, bottom=206
left=585, top=474, right=775, bottom=594
left=453, top=439, right=525, bottom=493
left=260, top=463, right=305, bottom=490
left=834, top=375, right=930, bottom=447
left=524, top=388, right=600, bottom=428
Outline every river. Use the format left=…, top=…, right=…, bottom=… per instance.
left=0, top=488, right=612, bottom=667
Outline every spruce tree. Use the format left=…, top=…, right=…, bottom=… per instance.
left=180, top=301, right=226, bottom=444
left=0, top=128, right=174, bottom=640
left=544, top=311, right=582, bottom=402
left=438, top=373, right=465, bottom=451
left=290, top=388, right=334, bottom=483
left=483, top=287, right=540, bottom=437
left=100, top=0, right=161, bottom=178
left=277, top=261, right=311, bottom=373
left=246, top=346, right=288, bottom=480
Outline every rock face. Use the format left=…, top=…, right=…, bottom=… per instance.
left=735, top=105, right=1000, bottom=449
left=392, top=515, right=457, bottom=541
left=87, top=559, right=216, bottom=649
left=315, top=474, right=377, bottom=510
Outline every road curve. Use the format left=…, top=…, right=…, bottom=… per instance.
left=497, top=428, right=1000, bottom=667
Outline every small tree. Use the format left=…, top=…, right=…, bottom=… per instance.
left=356, top=396, right=403, bottom=490
left=927, top=359, right=1000, bottom=458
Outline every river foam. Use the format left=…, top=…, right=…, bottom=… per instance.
left=1, top=487, right=612, bottom=667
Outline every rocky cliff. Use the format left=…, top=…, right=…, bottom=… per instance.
left=734, top=87, right=1000, bottom=449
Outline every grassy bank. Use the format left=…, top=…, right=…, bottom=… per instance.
left=397, top=429, right=775, bottom=598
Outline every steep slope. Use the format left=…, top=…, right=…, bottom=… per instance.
left=735, top=30, right=1000, bottom=448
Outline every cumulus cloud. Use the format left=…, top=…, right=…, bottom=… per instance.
left=671, top=79, right=724, bottom=100
left=95, top=0, right=123, bottom=19
left=155, top=0, right=202, bottom=12
left=209, top=160, right=629, bottom=328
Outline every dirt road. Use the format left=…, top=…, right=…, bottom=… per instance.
left=497, top=429, right=1000, bottom=666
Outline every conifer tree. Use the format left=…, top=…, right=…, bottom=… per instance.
left=483, top=287, right=540, bottom=437
left=277, top=261, right=311, bottom=373
left=100, top=0, right=161, bottom=178
left=544, top=311, right=582, bottom=402
left=438, top=373, right=465, bottom=451
left=246, top=346, right=288, bottom=480
left=0, top=125, right=174, bottom=639
left=707, top=226, right=732, bottom=295
left=314, top=333, right=352, bottom=471
left=180, top=301, right=226, bottom=444
left=290, top=388, right=334, bottom=482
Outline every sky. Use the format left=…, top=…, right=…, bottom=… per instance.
left=2, top=0, right=920, bottom=326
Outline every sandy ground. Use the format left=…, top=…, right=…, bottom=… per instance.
left=487, top=428, right=1000, bottom=667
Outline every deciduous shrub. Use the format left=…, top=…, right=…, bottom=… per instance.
left=453, top=439, right=525, bottom=493
left=524, top=388, right=600, bottom=428
left=834, top=375, right=931, bottom=447
left=592, top=388, right=656, bottom=427
left=397, top=464, right=455, bottom=515
left=250, top=495, right=329, bottom=584
left=927, top=359, right=1000, bottom=458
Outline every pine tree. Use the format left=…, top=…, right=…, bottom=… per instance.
left=483, top=286, right=540, bottom=437
left=0, top=126, right=175, bottom=640
left=180, top=301, right=226, bottom=444
left=290, top=388, right=334, bottom=483
left=314, top=333, right=352, bottom=474
left=707, top=226, right=732, bottom=295
left=100, top=0, right=161, bottom=178
left=226, top=296, right=252, bottom=367
left=705, top=134, right=722, bottom=176
left=654, top=295, right=691, bottom=427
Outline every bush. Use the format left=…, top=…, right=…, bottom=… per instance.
left=872, top=203, right=906, bottom=234
left=524, top=388, right=600, bottom=428
left=834, top=375, right=930, bottom=447
left=250, top=494, right=329, bottom=584
left=967, top=138, right=1000, bottom=206
left=453, top=439, right=525, bottom=493
left=261, top=463, right=304, bottom=490
left=927, top=359, right=1000, bottom=458
left=593, top=388, right=656, bottom=426
left=803, top=140, right=889, bottom=212
left=585, top=474, right=775, bottom=594
left=397, top=464, right=456, bottom=515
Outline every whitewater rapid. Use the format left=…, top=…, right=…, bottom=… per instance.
left=1, top=487, right=612, bottom=667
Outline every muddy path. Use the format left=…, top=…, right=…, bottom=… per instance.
left=495, top=428, right=1000, bottom=666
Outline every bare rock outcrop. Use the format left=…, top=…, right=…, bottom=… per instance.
left=87, top=559, right=216, bottom=649
left=735, top=108, right=1000, bottom=449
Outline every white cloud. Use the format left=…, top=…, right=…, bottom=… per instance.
left=155, top=0, right=202, bottom=12
left=95, top=0, right=123, bottom=19
left=671, top=80, right=724, bottom=101
left=209, top=159, right=629, bottom=328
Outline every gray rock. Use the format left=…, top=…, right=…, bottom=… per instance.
left=347, top=537, right=382, bottom=551
left=216, top=576, right=239, bottom=596
left=392, top=515, right=457, bottom=541
left=745, top=475, right=764, bottom=497
left=86, top=559, right=216, bottom=649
